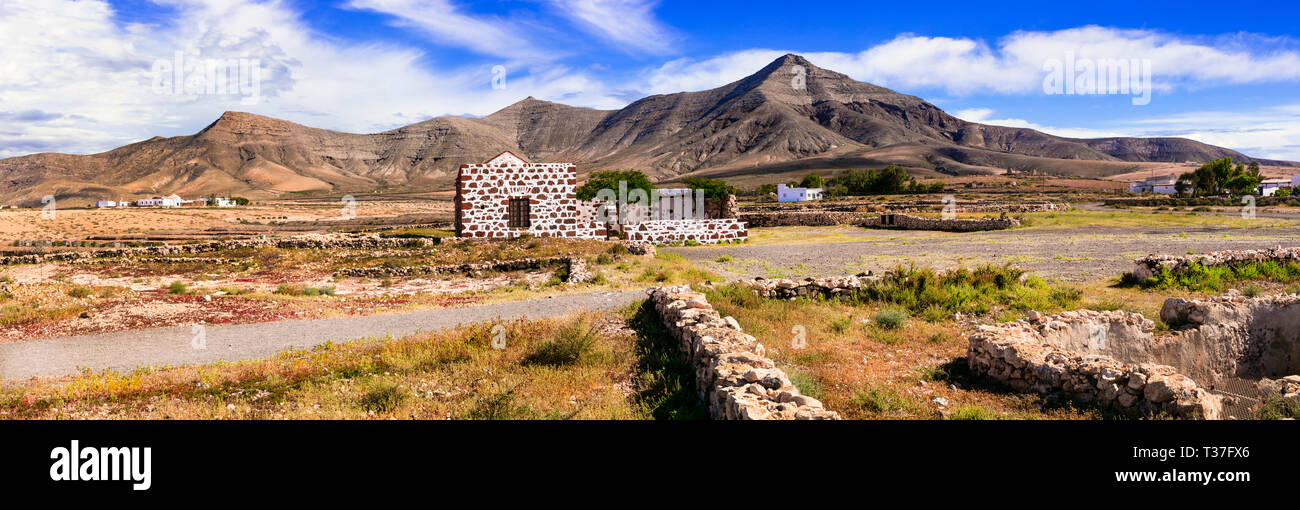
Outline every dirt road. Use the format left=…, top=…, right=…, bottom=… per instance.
left=0, top=289, right=645, bottom=380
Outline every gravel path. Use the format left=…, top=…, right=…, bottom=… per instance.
left=668, top=223, right=1300, bottom=282
left=0, top=289, right=645, bottom=380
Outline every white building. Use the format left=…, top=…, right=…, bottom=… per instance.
left=1260, top=178, right=1292, bottom=197
left=777, top=183, right=823, bottom=202
left=95, top=200, right=117, bottom=208
left=160, top=194, right=183, bottom=207
left=213, top=197, right=236, bottom=207
left=136, top=197, right=162, bottom=207
left=1128, top=175, right=1179, bottom=194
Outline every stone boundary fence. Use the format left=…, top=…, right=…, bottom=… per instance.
left=861, top=213, right=1019, bottom=232
left=737, top=211, right=866, bottom=227
left=967, top=310, right=1222, bottom=419
left=742, top=274, right=877, bottom=299
left=741, top=200, right=1068, bottom=214
left=1131, top=246, right=1300, bottom=280
left=0, top=233, right=442, bottom=266
left=623, top=219, right=747, bottom=244
left=334, top=256, right=598, bottom=284
left=647, top=286, right=840, bottom=419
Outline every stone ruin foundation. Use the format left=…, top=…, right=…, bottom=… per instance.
left=968, top=291, right=1300, bottom=419
left=648, top=286, right=840, bottom=420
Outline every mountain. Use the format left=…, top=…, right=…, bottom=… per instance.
left=1, top=54, right=1291, bottom=205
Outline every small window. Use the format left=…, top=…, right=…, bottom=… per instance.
left=508, top=198, right=531, bottom=228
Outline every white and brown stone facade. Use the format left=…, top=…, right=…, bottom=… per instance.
left=454, top=152, right=605, bottom=239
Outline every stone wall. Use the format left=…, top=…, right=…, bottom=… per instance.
left=861, top=213, right=1019, bottom=232
left=742, top=274, right=876, bottom=299
left=623, top=219, right=747, bottom=244
left=1156, top=292, right=1300, bottom=383
left=1131, top=246, right=1300, bottom=280
left=741, top=200, right=1068, bottom=214
left=647, top=286, right=840, bottom=420
left=737, top=211, right=866, bottom=227
left=455, top=152, right=604, bottom=239
left=967, top=310, right=1223, bottom=419
left=0, top=233, right=436, bottom=266
left=335, top=255, right=595, bottom=284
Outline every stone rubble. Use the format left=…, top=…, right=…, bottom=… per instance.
left=647, top=286, right=841, bottom=420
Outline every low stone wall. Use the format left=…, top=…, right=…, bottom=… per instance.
left=741, top=200, right=1068, bottom=214
left=623, top=219, right=747, bottom=245
left=0, top=234, right=439, bottom=266
left=742, top=274, right=876, bottom=299
left=967, top=310, right=1223, bottom=419
left=335, top=256, right=564, bottom=278
left=737, top=211, right=865, bottom=227
left=1131, top=246, right=1300, bottom=280
left=647, top=286, right=840, bottom=420
left=861, top=213, right=1019, bottom=232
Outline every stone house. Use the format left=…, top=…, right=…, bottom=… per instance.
left=454, top=152, right=605, bottom=239
left=454, top=152, right=746, bottom=244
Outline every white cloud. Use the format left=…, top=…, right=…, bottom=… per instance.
left=345, top=0, right=549, bottom=62
left=0, top=0, right=627, bottom=158
left=551, top=0, right=675, bottom=55
left=640, top=27, right=1300, bottom=97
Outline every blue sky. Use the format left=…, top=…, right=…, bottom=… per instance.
left=2, top=0, right=1299, bottom=160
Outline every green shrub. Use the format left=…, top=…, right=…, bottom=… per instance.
left=358, top=382, right=410, bottom=413
left=167, top=281, right=187, bottom=294
left=873, top=307, right=909, bottom=329
left=523, top=318, right=599, bottom=367
left=67, top=286, right=92, bottom=298
left=949, top=405, right=999, bottom=420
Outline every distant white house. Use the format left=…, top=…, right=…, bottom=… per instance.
left=95, top=200, right=117, bottom=208
left=777, top=183, right=823, bottom=202
left=1129, top=175, right=1179, bottom=194
left=213, top=197, right=236, bottom=207
left=1260, top=177, right=1293, bottom=197
left=136, top=197, right=162, bottom=207
left=159, top=194, right=183, bottom=207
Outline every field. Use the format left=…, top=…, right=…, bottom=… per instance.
left=2, top=193, right=1299, bottom=420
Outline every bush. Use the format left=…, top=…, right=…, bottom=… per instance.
left=358, top=382, right=409, bottom=413
left=949, top=405, right=999, bottom=420
left=167, top=281, right=187, bottom=294
left=523, top=317, right=599, bottom=366
left=873, top=307, right=909, bottom=330
left=851, top=386, right=920, bottom=416
left=67, top=286, right=92, bottom=298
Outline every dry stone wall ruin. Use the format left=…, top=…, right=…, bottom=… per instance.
left=862, top=213, right=1019, bottom=232
left=1131, top=246, right=1300, bottom=280
left=648, top=286, right=840, bottom=420
left=968, top=291, right=1300, bottom=419
left=967, top=310, right=1223, bottom=419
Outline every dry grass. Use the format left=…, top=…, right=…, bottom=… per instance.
left=702, top=283, right=1106, bottom=420
left=0, top=311, right=659, bottom=420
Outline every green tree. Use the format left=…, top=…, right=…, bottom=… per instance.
left=576, top=170, right=654, bottom=201
left=681, top=176, right=737, bottom=200
left=798, top=173, right=824, bottom=189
